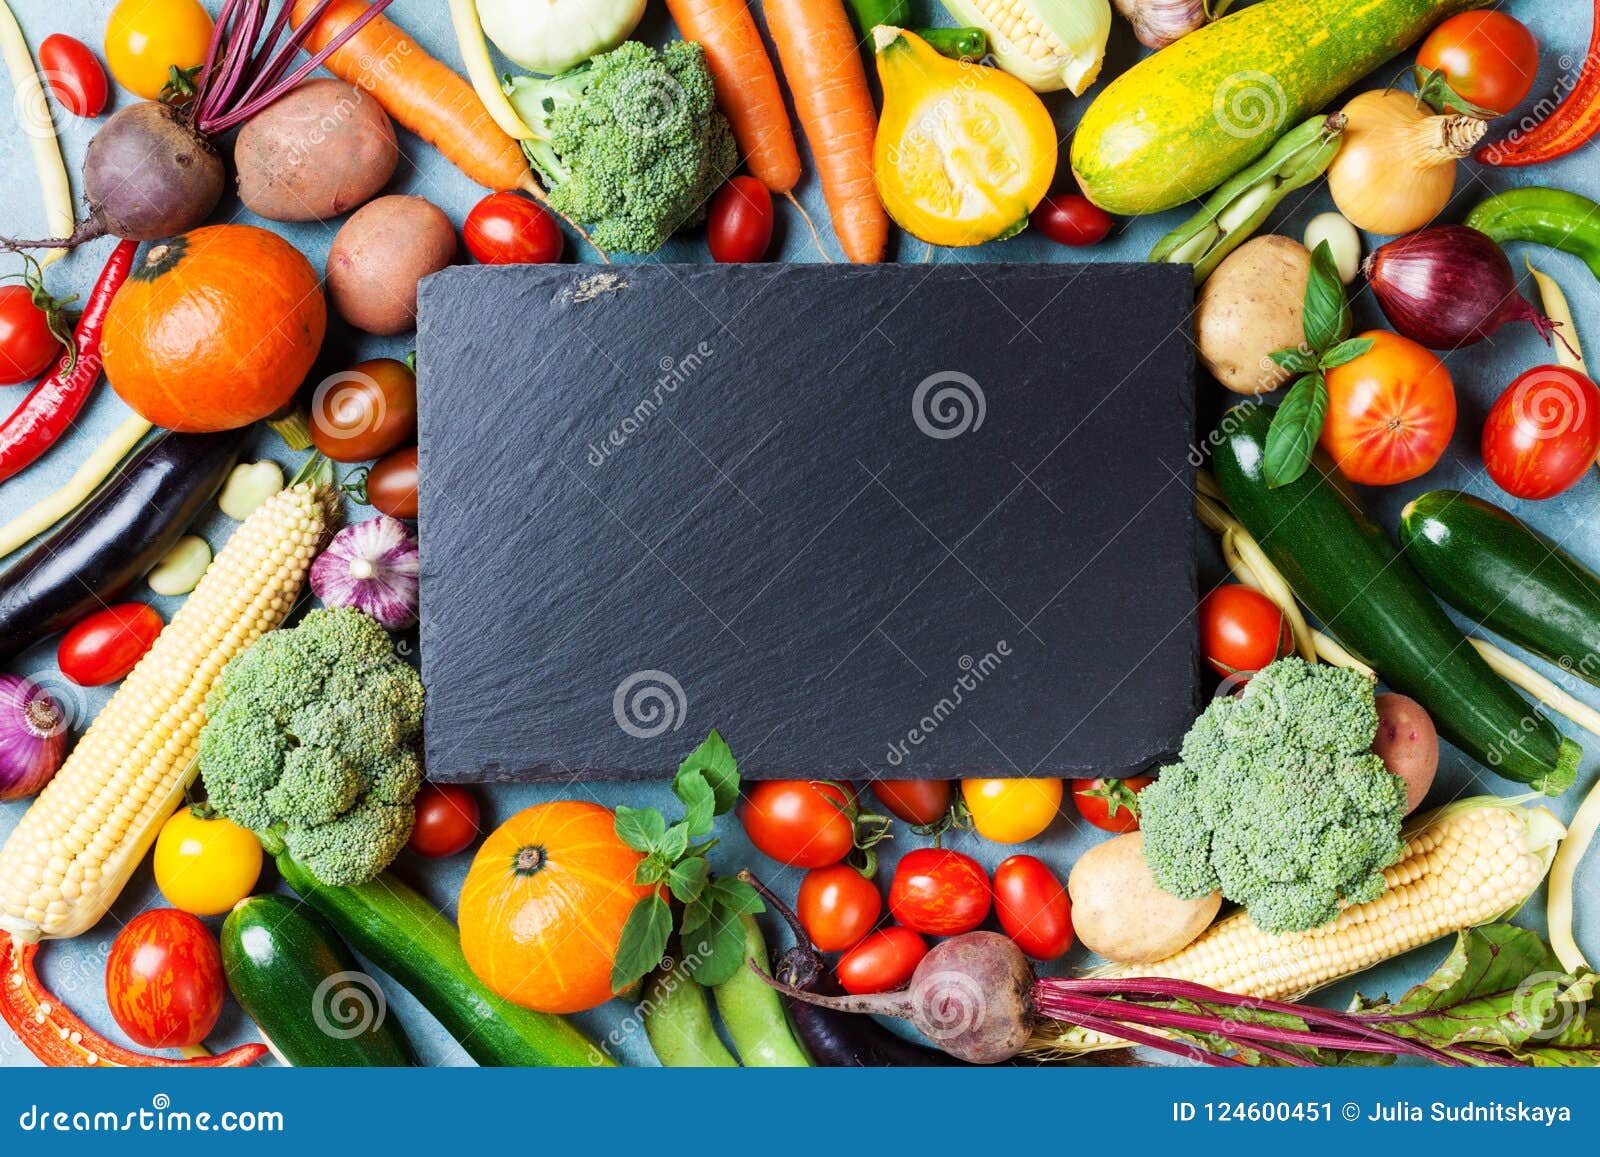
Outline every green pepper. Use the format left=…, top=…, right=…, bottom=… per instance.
left=1464, top=188, right=1600, bottom=283
left=915, top=26, right=988, bottom=61
left=845, top=0, right=913, bottom=33
left=1150, top=112, right=1347, bottom=284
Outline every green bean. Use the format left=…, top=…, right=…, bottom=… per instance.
left=710, top=915, right=813, bottom=1067
left=1150, top=112, right=1347, bottom=284
left=642, top=958, right=738, bottom=1067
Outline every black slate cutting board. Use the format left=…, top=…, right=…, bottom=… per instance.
left=415, top=263, right=1197, bottom=781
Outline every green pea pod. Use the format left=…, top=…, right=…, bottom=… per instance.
left=1150, top=112, right=1347, bottom=284
left=915, top=26, right=989, bottom=61
left=1464, top=188, right=1600, bottom=283
left=642, top=959, right=739, bottom=1067
left=710, top=915, right=812, bottom=1067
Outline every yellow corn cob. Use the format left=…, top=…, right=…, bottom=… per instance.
left=0, top=481, right=336, bottom=941
left=943, top=0, right=1111, bottom=95
left=1031, top=798, right=1566, bottom=1055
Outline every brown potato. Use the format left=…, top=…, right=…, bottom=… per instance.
left=1195, top=235, right=1311, bottom=395
left=326, top=196, right=457, bottom=336
left=235, top=80, right=398, bottom=222
left=1373, top=692, right=1438, bottom=814
left=1067, top=831, right=1221, bottom=964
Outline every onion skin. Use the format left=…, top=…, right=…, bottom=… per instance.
left=0, top=675, right=67, bottom=802
left=1365, top=226, right=1559, bottom=351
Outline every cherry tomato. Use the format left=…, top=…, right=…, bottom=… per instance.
left=741, top=780, right=857, bottom=868
left=409, top=782, right=481, bottom=858
left=960, top=777, right=1061, bottom=844
left=707, top=177, right=775, bottom=263
left=364, top=445, right=419, bottom=518
left=870, top=779, right=951, bottom=827
left=888, top=847, right=991, bottom=935
left=105, top=909, right=225, bottom=1048
left=39, top=35, right=108, bottom=118
left=1198, top=584, right=1293, bottom=680
left=56, top=603, right=163, bottom=686
left=103, top=0, right=214, bottom=102
left=1070, top=776, right=1152, bottom=833
left=464, top=192, right=564, bottom=265
left=993, top=855, right=1073, bottom=960
left=1417, top=12, right=1539, bottom=115
left=310, top=358, right=418, bottom=463
left=796, top=863, right=881, bottom=951
left=1320, top=330, right=1456, bottom=486
left=1482, top=365, right=1600, bottom=501
left=836, top=925, right=927, bottom=995
left=1030, top=193, right=1113, bottom=247
left=153, top=808, right=263, bottom=916
left=0, top=284, right=63, bottom=385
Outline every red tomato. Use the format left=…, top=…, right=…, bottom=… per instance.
left=1417, top=12, right=1539, bottom=115
left=993, top=855, right=1073, bottom=960
left=796, top=864, right=881, bottom=951
left=39, top=34, right=109, bottom=118
left=364, top=445, right=418, bottom=518
left=741, top=780, right=856, bottom=868
left=409, top=782, right=481, bottom=857
left=105, top=909, right=225, bottom=1049
left=707, top=177, right=774, bottom=263
left=1482, top=365, right=1600, bottom=501
left=1030, top=193, right=1113, bottom=247
left=836, top=925, right=927, bottom=995
left=1198, top=584, right=1293, bottom=680
left=57, top=603, right=163, bottom=686
left=1321, top=330, right=1456, bottom=486
left=1070, top=775, right=1152, bottom=833
left=0, top=284, right=62, bottom=385
left=869, top=779, right=951, bottom=827
left=887, top=847, right=991, bottom=936
left=463, top=192, right=563, bottom=265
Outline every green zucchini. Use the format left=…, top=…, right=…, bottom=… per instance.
left=1070, top=0, right=1492, bottom=215
left=221, top=895, right=416, bottom=1067
left=1212, top=405, right=1580, bottom=795
left=277, top=855, right=613, bottom=1067
left=1400, top=490, right=1600, bottom=685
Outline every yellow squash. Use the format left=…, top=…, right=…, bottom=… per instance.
left=873, top=27, right=1057, bottom=248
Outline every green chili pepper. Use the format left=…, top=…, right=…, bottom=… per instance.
left=1464, top=188, right=1600, bottom=284
left=845, top=0, right=913, bottom=34
left=1150, top=112, right=1347, bottom=284
left=915, top=26, right=988, bottom=61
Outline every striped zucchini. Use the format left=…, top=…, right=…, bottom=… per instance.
left=1070, top=0, right=1491, bottom=215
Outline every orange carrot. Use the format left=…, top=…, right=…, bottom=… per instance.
left=763, top=0, right=887, bottom=263
left=665, top=0, right=801, bottom=194
left=289, top=0, right=529, bottom=193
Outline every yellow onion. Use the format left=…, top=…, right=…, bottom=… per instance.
left=1328, top=90, right=1486, bottom=236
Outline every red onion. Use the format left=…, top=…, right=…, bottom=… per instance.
left=0, top=675, right=68, bottom=802
left=311, top=516, right=420, bottom=630
left=1364, top=225, right=1561, bottom=351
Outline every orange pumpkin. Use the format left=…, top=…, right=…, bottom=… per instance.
left=103, top=224, right=326, bottom=432
left=458, top=800, right=652, bottom=1014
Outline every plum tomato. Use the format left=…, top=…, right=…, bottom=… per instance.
left=869, top=779, right=952, bottom=827
left=57, top=603, right=163, bottom=686
left=1482, top=365, right=1600, bottom=501
left=836, top=925, right=927, bottom=995
left=741, top=780, right=859, bottom=868
left=39, top=34, right=109, bottom=117
left=1030, top=193, right=1113, bottom=247
left=796, top=863, right=882, bottom=952
left=409, top=782, right=481, bottom=858
left=464, top=192, right=564, bottom=265
left=1069, top=775, right=1152, bottom=833
left=363, top=446, right=419, bottom=519
left=993, top=854, right=1073, bottom=960
left=707, top=177, right=774, bottom=263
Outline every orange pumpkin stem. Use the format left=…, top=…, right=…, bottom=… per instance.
left=514, top=846, right=547, bottom=875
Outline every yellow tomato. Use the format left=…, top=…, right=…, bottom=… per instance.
left=153, top=808, right=262, bottom=916
left=104, top=0, right=214, bottom=101
left=961, top=778, right=1062, bottom=844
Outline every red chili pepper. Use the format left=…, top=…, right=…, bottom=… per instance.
left=1476, top=5, right=1600, bottom=166
left=0, top=239, right=138, bottom=484
left=0, top=935, right=266, bottom=1068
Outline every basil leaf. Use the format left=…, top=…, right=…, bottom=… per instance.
left=1264, top=373, right=1328, bottom=488
left=674, top=729, right=740, bottom=815
left=710, top=875, right=765, bottom=916
left=675, top=768, right=717, bottom=838
left=684, top=907, right=753, bottom=987
left=658, top=820, right=691, bottom=862
left=1301, top=240, right=1351, bottom=352
left=634, top=857, right=668, bottom=886
left=1319, top=336, right=1375, bottom=370
left=614, top=805, right=667, bottom=853
left=610, top=893, right=672, bottom=992
left=668, top=856, right=710, bottom=903
left=1269, top=346, right=1316, bottom=374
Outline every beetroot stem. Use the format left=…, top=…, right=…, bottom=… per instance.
left=193, top=0, right=246, bottom=122
left=1055, top=1009, right=1251, bottom=1068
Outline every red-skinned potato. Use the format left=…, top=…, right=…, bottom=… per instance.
left=326, top=195, right=455, bottom=335
left=235, top=80, right=398, bottom=222
left=1372, top=692, right=1438, bottom=814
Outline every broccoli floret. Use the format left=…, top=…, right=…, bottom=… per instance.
left=1139, top=658, right=1407, bottom=934
left=506, top=40, right=738, bottom=254
left=199, top=607, right=426, bottom=886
